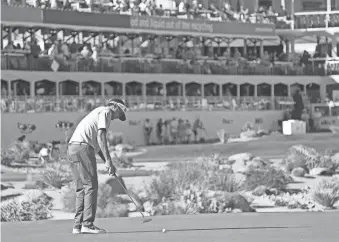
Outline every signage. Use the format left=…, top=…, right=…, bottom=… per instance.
left=222, top=118, right=233, bottom=124
left=40, top=9, right=275, bottom=37
left=318, top=116, right=339, bottom=130
left=130, top=16, right=214, bottom=33
left=326, top=60, right=339, bottom=75
left=129, top=120, right=141, bottom=126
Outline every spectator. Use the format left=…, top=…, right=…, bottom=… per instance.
left=81, top=45, right=92, bottom=58
left=143, top=118, right=153, bottom=145
left=139, top=0, right=148, bottom=15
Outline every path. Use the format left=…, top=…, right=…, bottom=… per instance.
left=2, top=212, right=339, bottom=242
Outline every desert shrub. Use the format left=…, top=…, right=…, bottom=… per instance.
left=107, top=132, right=124, bottom=146
left=62, top=183, right=129, bottom=218
left=291, top=167, right=306, bottom=177
left=241, top=122, right=255, bottom=132
left=1, top=193, right=53, bottom=222
left=145, top=157, right=242, bottom=205
left=23, top=180, right=48, bottom=190
left=0, top=140, right=32, bottom=166
left=208, top=173, right=242, bottom=192
left=281, top=145, right=321, bottom=172
left=311, top=175, right=339, bottom=208
left=242, top=166, right=292, bottom=191
left=39, top=160, right=73, bottom=189
left=282, top=146, right=339, bottom=173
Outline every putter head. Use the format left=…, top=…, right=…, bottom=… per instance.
left=143, top=218, right=152, bottom=223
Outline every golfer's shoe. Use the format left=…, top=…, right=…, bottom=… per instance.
left=81, top=225, right=106, bottom=234
left=72, top=227, right=81, bottom=234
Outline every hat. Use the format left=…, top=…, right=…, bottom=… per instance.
left=107, top=98, right=127, bottom=121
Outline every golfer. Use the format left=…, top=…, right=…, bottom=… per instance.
left=67, top=98, right=127, bottom=234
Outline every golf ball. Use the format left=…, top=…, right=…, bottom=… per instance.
left=162, top=229, right=166, bottom=233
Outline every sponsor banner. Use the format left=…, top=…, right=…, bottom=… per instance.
left=1, top=5, right=42, bottom=23
left=295, top=13, right=339, bottom=29
left=326, top=60, right=339, bottom=75
left=42, top=9, right=131, bottom=29
left=42, top=9, right=275, bottom=36
left=318, top=116, right=339, bottom=130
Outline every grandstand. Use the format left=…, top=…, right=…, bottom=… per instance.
left=1, top=1, right=339, bottom=146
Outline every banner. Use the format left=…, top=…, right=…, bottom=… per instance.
left=41, top=9, right=275, bottom=37
left=1, top=5, right=42, bottom=23
left=325, top=60, right=339, bottom=75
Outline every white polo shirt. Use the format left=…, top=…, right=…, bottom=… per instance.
left=69, top=106, right=112, bottom=152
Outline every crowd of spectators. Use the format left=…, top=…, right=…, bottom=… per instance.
left=1, top=35, right=329, bottom=76
left=3, top=0, right=291, bottom=25
left=0, top=94, right=295, bottom=113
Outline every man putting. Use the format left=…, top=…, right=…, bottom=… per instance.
left=67, top=98, right=127, bottom=234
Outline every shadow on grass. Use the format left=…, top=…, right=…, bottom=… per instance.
left=107, top=226, right=310, bottom=234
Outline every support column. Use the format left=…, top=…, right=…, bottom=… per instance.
left=101, top=82, right=105, bottom=101
left=79, top=82, right=82, bottom=97
left=290, top=39, right=295, bottom=61
left=30, top=81, right=35, bottom=98
left=201, top=84, right=204, bottom=98
left=271, top=84, right=275, bottom=110
left=142, top=83, right=147, bottom=104
left=260, top=39, right=264, bottom=58
left=163, top=82, right=167, bottom=106
left=8, top=80, right=12, bottom=97
left=332, top=36, right=337, bottom=57
left=219, top=84, right=222, bottom=100
left=254, top=84, right=257, bottom=97
left=122, top=83, right=126, bottom=101
left=243, top=39, right=247, bottom=58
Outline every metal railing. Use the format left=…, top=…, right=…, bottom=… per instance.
left=1, top=95, right=301, bottom=113
left=1, top=53, right=327, bottom=76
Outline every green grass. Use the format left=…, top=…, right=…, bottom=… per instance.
left=135, top=134, right=339, bottom=161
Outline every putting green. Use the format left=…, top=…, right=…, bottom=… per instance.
left=2, top=212, right=338, bottom=242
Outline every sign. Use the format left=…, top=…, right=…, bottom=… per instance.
left=295, top=13, right=339, bottom=29
left=129, top=120, right=141, bottom=126
left=326, top=60, right=339, bottom=75
left=1, top=5, right=42, bottom=23
left=319, top=116, right=339, bottom=130
left=40, top=9, right=275, bottom=37
left=130, top=16, right=214, bottom=33
left=222, top=118, right=233, bottom=124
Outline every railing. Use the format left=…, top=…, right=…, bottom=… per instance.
left=1, top=95, right=302, bottom=113
left=275, top=11, right=339, bottom=29
left=0, top=53, right=328, bottom=76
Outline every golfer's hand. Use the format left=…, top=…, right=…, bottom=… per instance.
left=105, top=160, right=117, bottom=176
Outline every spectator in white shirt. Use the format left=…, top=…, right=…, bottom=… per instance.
left=81, top=46, right=91, bottom=58
left=139, top=0, right=147, bottom=15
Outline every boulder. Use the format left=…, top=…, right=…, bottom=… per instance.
left=291, top=167, right=306, bottom=177
left=232, top=159, right=247, bottom=173
left=240, top=130, right=257, bottom=139
left=245, top=158, right=268, bottom=171
left=1, top=183, right=14, bottom=190
left=309, top=168, right=334, bottom=176
left=100, top=175, right=127, bottom=195
left=252, top=185, right=269, bottom=196
left=228, top=153, right=254, bottom=164
left=223, top=192, right=256, bottom=212
left=218, top=164, right=233, bottom=173
left=1, top=189, right=23, bottom=201
left=115, top=144, right=134, bottom=152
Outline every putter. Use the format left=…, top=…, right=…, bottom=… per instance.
left=112, top=173, right=152, bottom=224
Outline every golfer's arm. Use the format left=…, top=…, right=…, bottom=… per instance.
left=97, top=129, right=111, bottom=163
left=98, top=150, right=106, bottom=162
